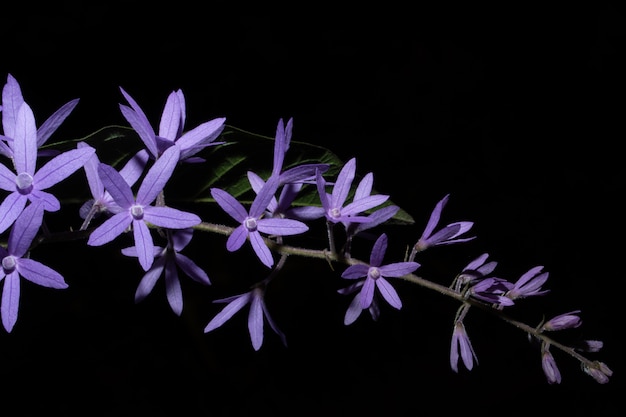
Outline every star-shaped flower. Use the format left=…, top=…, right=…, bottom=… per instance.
left=340, top=233, right=419, bottom=310
left=0, top=102, right=95, bottom=234
left=204, top=286, right=287, bottom=351
left=0, top=201, right=67, bottom=332
left=412, top=194, right=475, bottom=254
left=316, top=157, right=389, bottom=225
left=121, top=228, right=210, bottom=316
left=119, top=87, right=226, bottom=163
left=1, top=73, right=79, bottom=158
left=78, top=142, right=149, bottom=229
left=87, top=146, right=201, bottom=271
left=210, top=177, right=309, bottom=268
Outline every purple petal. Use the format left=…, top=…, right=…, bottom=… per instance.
left=8, top=200, right=44, bottom=257
left=98, top=164, right=135, bottom=209
left=36, top=98, right=79, bottom=147
left=158, top=90, right=182, bottom=140
left=256, top=218, right=308, bottom=236
left=226, top=225, right=248, bottom=252
left=249, top=176, right=279, bottom=218
left=34, top=147, right=95, bottom=190
left=211, top=188, right=248, bottom=222
left=360, top=277, right=376, bottom=309
left=28, top=189, right=61, bottom=212
left=119, top=104, right=158, bottom=158
left=1, top=74, right=24, bottom=139
left=171, top=228, right=194, bottom=251
left=164, top=259, right=183, bottom=316
left=369, top=233, right=388, bottom=266
left=249, top=231, right=273, bottom=268
left=77, top=142, right=103, bottom=199
left=136, top=145, right=180, bottom=205
left=342, top=194, right=389, bottom=217
left=331, top=157, right=356, bottom=208
left=421, top=194, right=449, bottom=240
left=133, top=219, right=154, bottom=271
left=376, top=278, right=402, bottom=309
left=87, top=212, right=132, bottom=246
left=204, top=292, right=252, bottom=333
left=344, top=294, right=364, bottom=325
left=16, top=258, right=67, bottom=289
left=260, top=298, right=287, bottom=346
left=379, top=262, right=420, bottom=278
left=341, top=264, right=369, bottom=279
left=176, top=117, right=226, bottom=158
left=315, top=168, right=330, bottom=211
left=0, top=193, right=27, bottom=235
left=248, top=290, right=264, bottom=350
left=119, top=149, right=149, bottom=186
left=279, top=163, right=329, bottom=185
left=143, top=206, right=200, bottom=229
left=354, top=172, right=374, bottom=200
left=1, top=272, right=20, bottom=332
left=13, top=102, right=37, bottom=174
left=515, top=266, right=545, bottom=288
left=0, top=162, right=16, bottom=190
left=352, top=205, right=400, bottom=234
left=135, top=257, right=166, bottom=303
left=175, top=253, right=211, bottom=285
left=272, top=118, right=286, bottom=176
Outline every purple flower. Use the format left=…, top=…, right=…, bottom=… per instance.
left=541, top=343, right=561, bottom=384
left=121, top=228, right=210, bottom=316
left=0, top=201, right=67, bottom=332
left=468, top=277, right=514, bottom=307
left=210, top=177, right=309, bottom=268
left=450, top=321, right=478, bottom=372
left=582, top=361, right=613, bottom=384
left=204, top=286, right=287, bottom=351
left=316, top=158, right=389, bottom=225
left=78, top=142, right=149, bottom=229
left=119, top=87, right=226, bottom=163
left=542, top=310, right=582, bottom=331
left=1, top=73, right=79, bottom=158
left=0, top=102, right=95, bottom=234
left=453, top=252, right=498, bottom=292
left=341, top=233, right=420, bottom=309
left=87, top=146, right=201, bottom=271
left=413, top=194, right=475, bottom=253
left=505, top=265, right=550, bottom=300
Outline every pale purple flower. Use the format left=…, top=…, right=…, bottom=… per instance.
left=87, top=146, right=201, bottom=271
left=1, top=73, right=79, bottom=158
left=204, top=286, right=287, bottom=351
left=121, top=228, right=210, bottom=316
left=542, top=310, right=582, bottom=331
left=316, top=158, right=389, bottom=225
left=413, top=194, right=475, bottom=253
left=0, top=102, right=95, bottom=234
left=119, top=87, right=226, bottom=163
left=468, top=277, right=514, bottom=307
left=0, top=201, right=67, bottom=332
left=78, top=142, right=149, bottom=229
left=505, top=265, right=550, bottom=300
left=450, top=321, right=478, bottom=372
left=210, top=177, right=309, bottom=268
left=453, top=252, right=498, bottom=292
left=341, top=233, right=419, bottom=309
left=541, top=343, right=561, bottom=384
left=582, top=361, right=613, bottom=384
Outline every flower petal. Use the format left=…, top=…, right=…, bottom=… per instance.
left=136, top=145, right=180, bottom=205
left=34, top=147, right=95, bottom=190
left=1, top=272, right=20, bottom=332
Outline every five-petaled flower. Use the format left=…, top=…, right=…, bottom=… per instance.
left=0, top=102, right=95, bottom=234
left=210, top=177, right=309, bottom=268
left=204, top=286, right=287, bottom=351
left=316, top=157, right=389, bottom=226
left=340, top=233, right=419, bottom=310
left=119, top=87, right=226, bottom=163
left=87, top=146, right=201, bottom=271
left=122, top=228, right=210, bottom=316
left=0, top=201, right=67, bottom=332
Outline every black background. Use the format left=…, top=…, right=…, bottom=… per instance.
left=1, top=3, right=623, bottom=416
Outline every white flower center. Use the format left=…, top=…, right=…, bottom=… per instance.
left=369, top=267, right=381, bottom=280
left=16, top=172, right=33, bottom=193
left=244, top=217, right=258, bottom=232
left=330, top=207, right=341, bottom=219
left=2, top=256, right=17, bottom=273
left=131, top=205, right=144, bottom=220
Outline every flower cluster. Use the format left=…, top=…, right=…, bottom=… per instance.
left=0, top=73, right=612, bottom=385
